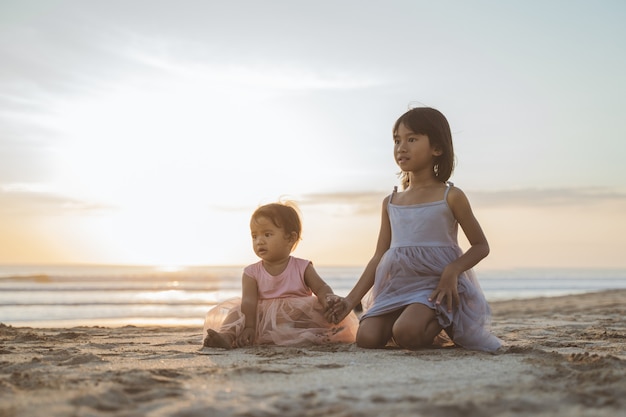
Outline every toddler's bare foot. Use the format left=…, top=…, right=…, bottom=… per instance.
left=203, top=329, right=234, bottom=349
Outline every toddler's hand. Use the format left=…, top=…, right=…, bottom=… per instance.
left=325, top=294, right=341, bottom=308
left=236, top=327, right=255, bottom=347
left=329, top=297, right=351, bottom=324
left=323, top=294, right=341, bottom=323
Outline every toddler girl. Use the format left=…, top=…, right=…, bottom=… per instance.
left=203, top=202, right=358, bottom=348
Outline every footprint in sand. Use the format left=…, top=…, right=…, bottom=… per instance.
left=59, top=353, right=105, bottom=366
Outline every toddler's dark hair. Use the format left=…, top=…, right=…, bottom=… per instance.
left=251, top=202, right=302, bottom=242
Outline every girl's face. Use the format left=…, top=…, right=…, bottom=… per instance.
left=250, top=216, right=295, bottom=263
left=393, top=123, right=441, bottom=173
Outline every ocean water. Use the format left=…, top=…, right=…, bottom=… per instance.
left=1, top=265, right=625, bottom=328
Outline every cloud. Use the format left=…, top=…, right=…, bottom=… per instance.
left=469, top=187, right=626, bottom=208
left=299, top=191, right=388, bottom=216
left=106, top=46, right=389, bottom=106
left=0, top=183, right=114, bottom=215
left=294, top=186, right=626, bottom=216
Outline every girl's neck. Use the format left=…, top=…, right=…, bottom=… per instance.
left=396, top=173, right=446, bottom=205
left=407, top=171, right=442, bottom=190
left=406, top=181, right=443, bottom=191
left=262, top=256, right=291, bottom=276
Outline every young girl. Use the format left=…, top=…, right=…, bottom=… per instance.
left=203, top=202, right=358, bottom=349
left=330, top=107, right=502, bottom=352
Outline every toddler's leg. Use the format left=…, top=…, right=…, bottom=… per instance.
left=203, top=329, right=235, bottom=349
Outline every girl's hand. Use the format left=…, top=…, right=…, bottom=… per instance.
left=324, top=294, right=341, bottom=309
left=429, top=268, right=460, bottom=313
left=323, top=294, right=342, bottom=323
left=328, top=297, right=351, bottom=324
left=237, top=327, right=255, bottom=347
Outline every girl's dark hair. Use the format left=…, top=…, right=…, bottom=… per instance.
left=251, top=202, right=302, bottom=242
left=393, top=107, right=455, bottom=188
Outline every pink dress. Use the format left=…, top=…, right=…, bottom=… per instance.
left=362, top=185, right=502, bottom=352
left=203, top=256, right=358, bottom=346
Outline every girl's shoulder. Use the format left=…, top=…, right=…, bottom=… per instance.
left=444, top=184, right=475, bottom=212
left=446, top=183, right=462, bottom=197
left=243, top=260, right=263, bottom=278
left=445, top=183, right=468, bottom=198
left=289, top=256, right=312, bottom=270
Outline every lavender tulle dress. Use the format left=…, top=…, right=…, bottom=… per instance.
left=361, top=184, right=502, bottom=352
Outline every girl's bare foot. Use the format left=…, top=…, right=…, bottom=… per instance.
left=203, top=329, right=234, bottom=349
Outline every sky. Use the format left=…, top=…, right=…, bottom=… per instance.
left=1, top=0, right=625, bottom=270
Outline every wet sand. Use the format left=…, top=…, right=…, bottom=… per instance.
left=1, top=289, right=625, bottom=416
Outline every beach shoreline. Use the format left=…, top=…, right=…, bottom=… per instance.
left=1, top=289, right=625, bottom=416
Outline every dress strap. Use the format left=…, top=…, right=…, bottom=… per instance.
left=444, top=181, right=453, bottom=200
left=389, top=186, right=398, bottom=204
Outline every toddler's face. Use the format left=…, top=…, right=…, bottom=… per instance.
left=250, top=216, right=294, bottom=262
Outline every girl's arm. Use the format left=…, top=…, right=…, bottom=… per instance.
left=332, top=196, right=392, bottom=322
left=303, top=263, right=335, bottom=311
left=237, top=273, right=258, bottom=346
left=429, top=186, right=490, bottom=312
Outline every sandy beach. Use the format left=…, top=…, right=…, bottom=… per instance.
left=1, top=290, right=624, bottom=417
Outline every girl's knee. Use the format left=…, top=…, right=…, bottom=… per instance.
left=392, top=323, right=431, bottom=349
left=356, top=330, right=387, bottom=349
left=356, top=316, right=394, bottom=349
left=393, top=331, right=430, bottom=349
left=392, top=308, right=442, bottom=349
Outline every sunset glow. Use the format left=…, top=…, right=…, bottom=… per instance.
left=1, top=1, right=625, bottom=269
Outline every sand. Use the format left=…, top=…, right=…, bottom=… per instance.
left=1, top=290, right=625, bottom=417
